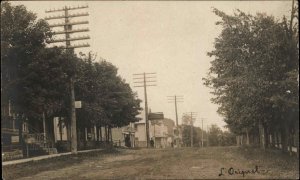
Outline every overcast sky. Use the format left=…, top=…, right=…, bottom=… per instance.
left=11, top=1, right=292, bottom=130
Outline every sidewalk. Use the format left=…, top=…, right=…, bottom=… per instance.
left=2, top=148, right=104, bottom=166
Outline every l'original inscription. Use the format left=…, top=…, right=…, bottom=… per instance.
left=218, top=166, right=269, bottom=177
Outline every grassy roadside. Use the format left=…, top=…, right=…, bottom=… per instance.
left=234, top=146, right=299, bottom=179
left=2, top=148, right=120, bottom=180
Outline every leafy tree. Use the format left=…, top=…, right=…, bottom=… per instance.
left=207, top=124, right=222, bottom=146
left=1, top=2, right=80, bottom=142
left=204, top=7, right=298, bottom=152
left=75, top=53, right=142, bottom=142
left=1, top=2, right=55, bottom=120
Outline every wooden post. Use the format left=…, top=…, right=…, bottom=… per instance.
left=191, top=113, right=193, bottom=147
left=59, top=117, right=63, bottom=141
left=26, top=144, right=29, bottom=158
left=85, top=128, right=88, bottom=141
left=43, top=112, right=46, bottom=143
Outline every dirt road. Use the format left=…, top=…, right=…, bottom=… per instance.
left=3, top=147, right=299, bottom=179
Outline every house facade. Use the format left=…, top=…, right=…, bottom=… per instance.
left=111, top=122, right=135, bottom=148
left=134, top=122, right=147, bottom=147
left=2, top=101, right=57, bottom=161
left=134, top=118, right=176, bottom=148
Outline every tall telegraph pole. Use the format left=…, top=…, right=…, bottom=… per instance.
left=207, top=125, right=209, bottom=147
left=45, top=5, right=90, bottom=154
left=133, top=73, right=157, bottom=148
left=184, top=112, right=197, bottom=147
left=168, top=95, right=183, bottom=147
left=167, top=95, right=183, bottom=126
left=201, top=118, right=204, bottom=148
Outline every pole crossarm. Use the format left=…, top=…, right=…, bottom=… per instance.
left=46, top=36, right=90, bottom=43
left=134, top=85, right=156, bottom=87
left=53, top=28, right=89, bottom=35
left=167, top=95, right=184, bottom=127
left=64, top=44, right=90, bottom=49
left=133, top=76, right=156, bottom=80
left=133, top=73, right=156, bottom=76
left=168, top=99, right=184, bottom=101
left=183, top=112, right=197, bottom=122
left=48, top=21, right=89, bottom=28
left=134, top=80, right=157, bottom=83
left=45, top=12, right=89, bottom=20
left=45, top=5, right=88, bottom=13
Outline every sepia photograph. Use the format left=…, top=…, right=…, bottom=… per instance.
left=1, top=0, right=299, bottom=179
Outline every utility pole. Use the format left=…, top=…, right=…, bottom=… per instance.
left=184, top=112, right=197, bottom=147
left=168, top=95, right=183, bottom=147
left=167, top=95, right=183, bottom=126
left=45, top=5, right=90, bottom=154
left=201, top=118, right=204, bottom=148
left=207, top=125, right=209, bottom=147
left=133, top=73, right=157, bottom=148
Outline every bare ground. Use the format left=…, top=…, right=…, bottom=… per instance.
left=2, top=146, right=299, bottom=179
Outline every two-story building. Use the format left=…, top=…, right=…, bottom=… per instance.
left=134, top=118, right=175, bottom=148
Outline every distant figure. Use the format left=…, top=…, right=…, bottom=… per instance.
left=171, top=142, right=174, bottom=148
left=150, top=138, right=154, bottom=148
left=125, top=135, right=131, bottom=147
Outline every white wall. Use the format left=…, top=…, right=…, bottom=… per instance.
left=135, top=124, right=146, bottom=141
left=53, top=117, right=68, bottom=142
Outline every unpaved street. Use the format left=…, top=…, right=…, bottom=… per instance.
left=3, top=147, right=299, bottom=179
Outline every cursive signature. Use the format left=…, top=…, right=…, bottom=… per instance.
left=218, top=166, right=269, bottom=177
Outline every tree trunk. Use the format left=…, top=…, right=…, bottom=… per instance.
left=66, top=121, right=71, bottom=150
left=265, top=127, right=269, bottom=148
left=258, top=120, right=266, bottom=150
left=288, top=130, right=293, bottom=156
left=276, top=132, right=280, bottom=148
left=108, top=127, right=110, bottom=143
left=104, top=125, right=108, bottom=143
left=246, top=129, right=250, bottom=146
left=236, top=136, right=240, bottom=146
left=281, top=125, right=288, bottom=153
left=109, top=127, right=113, bottom=143
left=270, top=131, right=275, bottom=148
left=94, top=125, right=97, bottom=141
left=96, top=126, right=99, bottom=142
left=296, top=122, right=299, bottom=158
left=99, top=125, right=102, bottom=142
left=240, top=135, right=243, bottom=146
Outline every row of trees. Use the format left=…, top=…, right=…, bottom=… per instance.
left=181, top=124, right=235, bottom=147
left=204, top=2, right=298, bottom=155
left=1, top=2, right=141, bottom=144
left=181, top=114, right=235, bottom=147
